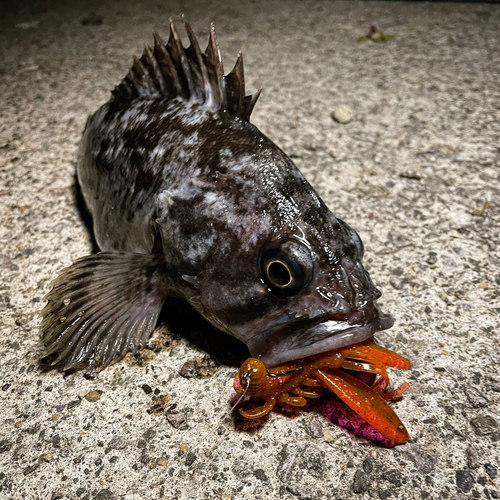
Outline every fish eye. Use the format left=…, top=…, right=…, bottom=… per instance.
left=260, top=240, right=314, bottom=294
left=350, top=228, right=364, bottom=260
left=337, top=218, right=364, bottom=260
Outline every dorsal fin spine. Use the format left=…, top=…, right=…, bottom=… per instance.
left=168, top=18, right=195, bottom=98
left=225, top=52, right=245, bottom=116
left=152, top=32, right=183, bottom=97
left=209, top=23, right=227, bottom=110
left=143, top=43, right=169, bottom=97
left=184, top=19, right=212, bottom=103
left=130, top=55, right=161, bottom=99
left=242, top=87, right=262, bottom=122
left=112, top=20, right=260, bottom=122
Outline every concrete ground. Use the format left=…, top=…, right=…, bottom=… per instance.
left=0, top=1, right=499, bottom=499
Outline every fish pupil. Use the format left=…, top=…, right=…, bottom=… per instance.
left=267, top=260, right=292, bottom=287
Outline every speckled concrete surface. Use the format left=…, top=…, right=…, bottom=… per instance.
left=1, top=1, right=499, bottom=499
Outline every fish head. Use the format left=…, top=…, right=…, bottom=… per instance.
left=250, top=221, right=394, bottom=366
left=190, top=217, right=393, bottom=367
left=157, top=122, right=393, bottom=367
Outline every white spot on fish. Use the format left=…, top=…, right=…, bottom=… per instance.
left=158, top=190, right=175, bottom=208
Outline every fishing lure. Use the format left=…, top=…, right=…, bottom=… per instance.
left=234, top=340, right=411, bottom=444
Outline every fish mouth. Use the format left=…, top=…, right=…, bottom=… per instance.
left=246, top=307, right=394, bottom=367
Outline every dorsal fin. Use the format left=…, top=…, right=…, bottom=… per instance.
left=111, top=19, right=261, bottom=122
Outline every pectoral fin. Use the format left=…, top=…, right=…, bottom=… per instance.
left=40, top=252, right=170, bottom=371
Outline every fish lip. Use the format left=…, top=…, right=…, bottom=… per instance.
left=247, top=310, right=394, bottom=368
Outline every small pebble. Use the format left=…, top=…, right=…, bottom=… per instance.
left=253, top=469, right=268, bottom=482
left=464, top=387, right=489, bottom=408
left=107, top=436, right=127, bottom=450
left=322, top=428, right=335, bottom=442
left=466, top=445, right=479, bottom=469
left=15, top=316, right=28, bottom=326
left=470, top=415, right=497, bottom=436
left=23, top=463, right=40, bottom=476
left=400, top=169, right=423, bottom=180
left=185, top=451, right=196, bottom=466
left=166, top=411, right=188, bottom=430
left=485, top=463, right=497, bottom=479
left=179, top=359, right=197, bottom=378
left=456, top=470, right=474, bottom=492
left=331, top=105, right=354, bottom=124
left=84, top=390, right=103, bottom=402
left=141, top=384, right=153, bottom=395
left=426, top=252, right=438, bottom=265
left=0, top=439, right=13, bottom=453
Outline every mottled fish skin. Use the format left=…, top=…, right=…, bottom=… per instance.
left=40, top=20, right=393, bottom=370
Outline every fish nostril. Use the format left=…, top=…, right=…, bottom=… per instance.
left=347, top=311, right=365, bottom=325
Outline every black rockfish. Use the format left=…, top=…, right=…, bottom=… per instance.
left=40, top=20, right=394, bottom=371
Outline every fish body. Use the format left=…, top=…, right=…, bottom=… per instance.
left=40, top=21, right=393, bottom=370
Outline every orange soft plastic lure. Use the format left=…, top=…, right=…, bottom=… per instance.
left=234, top=340, right=411, bottom=444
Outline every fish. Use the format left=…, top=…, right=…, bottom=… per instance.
left=39, top=19, right=394, bottom=372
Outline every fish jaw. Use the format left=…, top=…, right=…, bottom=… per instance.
left=246, top=307, right=394, bottom=367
